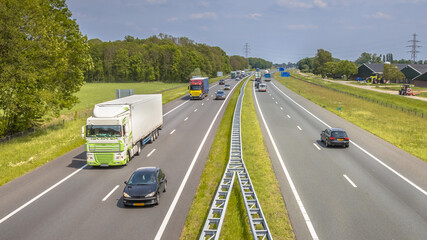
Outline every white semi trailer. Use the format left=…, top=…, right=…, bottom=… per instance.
left=82, top=95, right=163, bottom=166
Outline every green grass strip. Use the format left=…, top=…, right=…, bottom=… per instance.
left=180, top=78, right=295, bottom=239
left=180, top=79, right=246, bottom=239
left=275, top=72, right=427, bottom=162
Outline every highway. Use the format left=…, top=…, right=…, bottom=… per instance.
left=253, top=76, right=427, bottom=239
left=0, top=77, right=243, bottom=240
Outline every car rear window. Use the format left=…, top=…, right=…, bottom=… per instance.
left=331, top=131, right=347, bottom=138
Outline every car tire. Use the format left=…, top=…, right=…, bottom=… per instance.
left=163, top=180, right=167, bottom=192
left=345, top=144, right=349, bottom=148
left=155, top=192, right=160, bottom=205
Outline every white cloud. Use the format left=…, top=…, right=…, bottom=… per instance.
left=314, top=0, right=327, bottom=8
left=146, top=0, right=166, bottom=4
left=286, top=24, right=319, bottom=29
left=364, top=11, right=392, bottom=19
left=189, top=12, right=217, bottom=19
left=277, top=0, right=327, bottom=8
left=248, top=13, right=262, bottom=19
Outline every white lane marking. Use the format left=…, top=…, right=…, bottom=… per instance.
left=313, top=143, right=321, bottom=150
left=272, top=97, right=275, bottom=100
left=287, top=115, right=291, bottom=118
left=270, top=82, right=427, bottom=196
left=154, top=80, right=242, bottom=240
left=163, top=100, right=190, bottom=117
left=253, top=82, right=319, bottom=240
left=202, top=103, right=204, bottom=106
left=194, top=109, right=198, bottom=112
left=297, top=126, right=302, bottom=130
left=170, top=129, right=176, bottom=135
left=184, top=117, right=188, bottom=121
left=280, top=107, right=283, bottom=110
left=0, top=164, right=88, bottom=224
left=147, top=149, right=156, bottom=157
left=102, top=185, right=120, bottom=201
left=275, top=101, right=278, bottom=104
left=207, top=99, right=209, bottom=101
left=343, top=175, right=357, bottom=188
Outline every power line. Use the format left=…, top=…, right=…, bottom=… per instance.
left=407, top=33, right=421, bottom=63
left=243, top=43, right=250, bottom=58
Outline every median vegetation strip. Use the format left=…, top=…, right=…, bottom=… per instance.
left=275, top=71, right=427, bottom=162
left=0, top=77, right=223, bottom=186
left=180, top=78, right=294, bottom=239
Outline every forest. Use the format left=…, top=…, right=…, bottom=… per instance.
left=84, top=34, right=232, bottom=83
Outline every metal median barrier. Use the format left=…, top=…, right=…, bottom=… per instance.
left=200, top=76, right=272, bottom=240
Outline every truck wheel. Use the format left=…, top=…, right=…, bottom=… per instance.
left=136, top=142, right=141, bottom=156
left=149, top=132, right=155, bottom=143
left=156, top=129, right=159, bottom=138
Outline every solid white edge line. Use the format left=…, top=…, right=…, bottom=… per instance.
left=343, top=175, right=357, bottom=188
left=170, top=129, right=176, bottom=135
left=253, top=82, right=319, bottom=240
left=313, top=143, right=321, bottom=150
left=0, top=164, right=88, bottom=224
left=154, top=80, right=242, bottom=240
left=102, top=185, right=120, bottom=201
left=147, top=149, right=156, bottom=157
left=163, top=100, right=190, bottom=117
left=270, top=81, right=427, bottom=196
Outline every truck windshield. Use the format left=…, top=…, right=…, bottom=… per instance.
left=86, top=125, right=122, bottom=137
left=190, top=85, right=202, bottom=90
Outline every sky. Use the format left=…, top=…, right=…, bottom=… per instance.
left=66, top=0, right=427, bottom=64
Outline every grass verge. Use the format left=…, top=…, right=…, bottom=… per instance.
left=0, top=77, right=224, bottom=186
left=180, top=78, right=295, bottom=239
left=275, top=71, right=427, bottom=161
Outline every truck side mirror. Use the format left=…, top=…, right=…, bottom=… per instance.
left=81, top=126, right=85, bottom=138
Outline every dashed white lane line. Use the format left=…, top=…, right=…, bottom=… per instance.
left=194, top=109, right=198, bottom=112
left=102, top=185, right=120, bottom=202
left=184, top=117, right=188, bottom=121
left=287, top=115, right=291, bottom=118
left=170, top=129, right=176, bottom=135
left=270, top=81, right=427, bottom=196
left=272, top=97, right=275, bottom=100
left=297, top=126, right=302, bottom=130
left=313, top=143, right=321, bottom=150
left=147, top=149, right=156, bottom=157
left=280, top=107, right=283, bottom=110
left=275, top=101, right=278, bottom=104
left=163, top=100, right=190, bottom=117
left=344, top=175, right=357, bottom=188
left=202, top=103, right=204, bottom=106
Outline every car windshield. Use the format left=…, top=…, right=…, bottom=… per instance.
left=129, top=171, right=157, bottom=185
left=86, top=125, right=122, bottom=137
left=332, top=131, right=347, bottom=138
left=190, top=85, right=202, bottom=90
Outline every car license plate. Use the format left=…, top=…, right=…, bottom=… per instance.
left=337, top=138, right=343, bottom=141
left=133, top=203, right=145, bottom=206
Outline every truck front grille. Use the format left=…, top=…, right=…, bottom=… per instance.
left=89, top=144, right=120, bottom=152
left=95, top=153, right=114, bottom=164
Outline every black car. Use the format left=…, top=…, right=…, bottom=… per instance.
left=320, top=128, right=349, bottom=148
left=123, top=167, right=167, bottom=206
left=219, top=79, right=225, bottom=85
left=215, top=90, right=226, bottom=100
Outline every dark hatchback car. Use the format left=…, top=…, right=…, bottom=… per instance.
left=320, top=128, right=349, bottom=148
left=215, top=90, right=226, bottom=100
left=123, top=167, right=167, bottom=206
left=219, top=79, right=225, bottom=85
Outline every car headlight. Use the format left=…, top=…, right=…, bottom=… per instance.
left=123, top=192, right=131, bottom=198
left=146, top=191, right=156, bottom=197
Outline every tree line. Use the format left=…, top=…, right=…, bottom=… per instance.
left=84, top=34, right=232, bottom=83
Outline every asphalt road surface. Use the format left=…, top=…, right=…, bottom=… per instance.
left=0, top=77, right=244, bottom=240
left=253, top=77, right=427, bottom=240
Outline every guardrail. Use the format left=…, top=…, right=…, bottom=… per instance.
left=200, top=76, right=272, bottom=240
